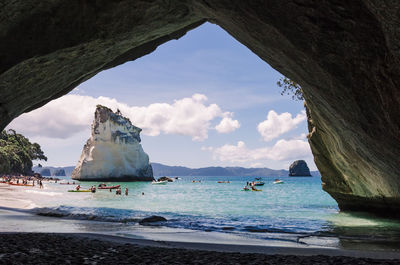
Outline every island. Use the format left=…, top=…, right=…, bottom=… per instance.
left=288, top=160, right=311, bottom=177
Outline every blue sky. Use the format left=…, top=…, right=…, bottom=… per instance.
left=8, top=22, right=316, bottom=170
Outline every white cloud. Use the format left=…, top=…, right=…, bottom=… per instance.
left=7, top=94, right=240, bottom=141
left=210, top=139, right=312, bottom=163
left=257, top=110, right=306, bottom=142
left=215, top=112, right=240, bottom=133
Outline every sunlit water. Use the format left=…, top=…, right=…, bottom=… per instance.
left=5, top=176, right=400, bottom=250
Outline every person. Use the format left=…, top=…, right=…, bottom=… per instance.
left=76, top=185, right=81, bottom=191
left=125, top=188, right=128, bottom=196
left=109, top=188, right=112, bottom=192
left=91, top=186, right=96, bottom=193
left=39, top=180, right=43, bottom=189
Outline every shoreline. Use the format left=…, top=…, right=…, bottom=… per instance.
left=1, top=182, right=400, bottom=263
left=0, top=232, right=399, bottom=265
left=0, top=204, right=400, bottom=261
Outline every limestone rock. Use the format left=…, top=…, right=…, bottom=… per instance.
left=52, top=169, right=66, bottom=177
left=39, top=169, right=51, bottom=176
left=71, top=105, right=153, bottom=181
left=289, top=160, right=311, bottom=177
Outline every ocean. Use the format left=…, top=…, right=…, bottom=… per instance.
left=2, top=175, right=400, bottom=250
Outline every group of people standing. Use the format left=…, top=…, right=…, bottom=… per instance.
left=1, top=175, right=44, bottom=188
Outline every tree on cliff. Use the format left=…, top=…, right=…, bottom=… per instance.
left=0, top=129, right=47, bottom=174
left=277, top=76, right=304, bottom=101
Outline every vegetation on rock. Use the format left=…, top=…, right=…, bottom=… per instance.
left=0, top=129, right=47, bottom=174
left=277, top=77, right=303, bottom=101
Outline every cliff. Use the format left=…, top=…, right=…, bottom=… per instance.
left=289, top=160, right=311, bottom=177
left=52, top=169, right=66, bottom=177
left=39, top=168, right=51, bottom=176
left=71, top=105, right=153, bottom=181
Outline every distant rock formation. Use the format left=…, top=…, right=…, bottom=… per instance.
left=72, top=105, right=153, bottom=181
left=52, top=169, right=66, bottom=176
left=39, top=168, right=51, bottom=176
left=157, top=176, right=174, bottom=182
left=289, top=160, right=311, bottom=176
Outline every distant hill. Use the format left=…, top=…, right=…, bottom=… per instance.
left=32, top=166, right=75, bottom=176
left=32, top=163, right=320, bottom=177
left=151, top=163, right=320, bottom=177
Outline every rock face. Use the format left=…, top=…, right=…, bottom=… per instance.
left=39, top=168, right=51, bottom=176
left=2, top=1, right=400, bottom=216
left=52, top=169, right=66, bottom=177
left=289, top=160, right=311, bottom=177
left=71, top=105, right=153, bottom=181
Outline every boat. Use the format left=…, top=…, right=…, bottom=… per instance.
left=217, top=181, right=230, bottom=183
left=68, top=190, right=91, bottom=192
left=98, top=184, right=120, bottom=190
left=151, top=180, right=168, bottom=185
left=253, top=177, right=265, bottom=186
left=9, top=182, right=33, bottom=187
left=273, top=179, right=284, bottom=184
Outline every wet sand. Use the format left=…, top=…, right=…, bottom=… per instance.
left=0, top=233, right=399, bottom=265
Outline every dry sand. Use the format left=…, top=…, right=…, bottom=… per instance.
left=0, top=233, right=399, bottom=265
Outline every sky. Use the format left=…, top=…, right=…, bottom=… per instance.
left=7, top=22, right=317, bottom=170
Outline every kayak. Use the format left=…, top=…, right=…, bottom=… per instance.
left=273, top=180, right=284, bottom=184
left=98, top=185, right=120, bottom=190
left=68, top=190, right=91, bottom=192
left=9, top=183, right=34, bottom=186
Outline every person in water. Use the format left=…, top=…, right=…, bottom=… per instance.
left=125, top=188, right=128, bottom=196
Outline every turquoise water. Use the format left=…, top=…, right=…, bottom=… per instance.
left=17, top=176, right=400, bottom=249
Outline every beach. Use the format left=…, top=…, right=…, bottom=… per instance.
left=1, top=178, right=400, bottom=264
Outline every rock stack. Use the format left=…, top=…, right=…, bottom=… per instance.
left=289, top=160, right=311, bottom=176
left=72, top=105, right=153, bottom=181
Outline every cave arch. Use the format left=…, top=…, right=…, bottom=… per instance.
left=1, top=0, right=400, bottom=216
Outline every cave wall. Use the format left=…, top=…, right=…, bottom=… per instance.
left=1, top=0, right=400, bottom=215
